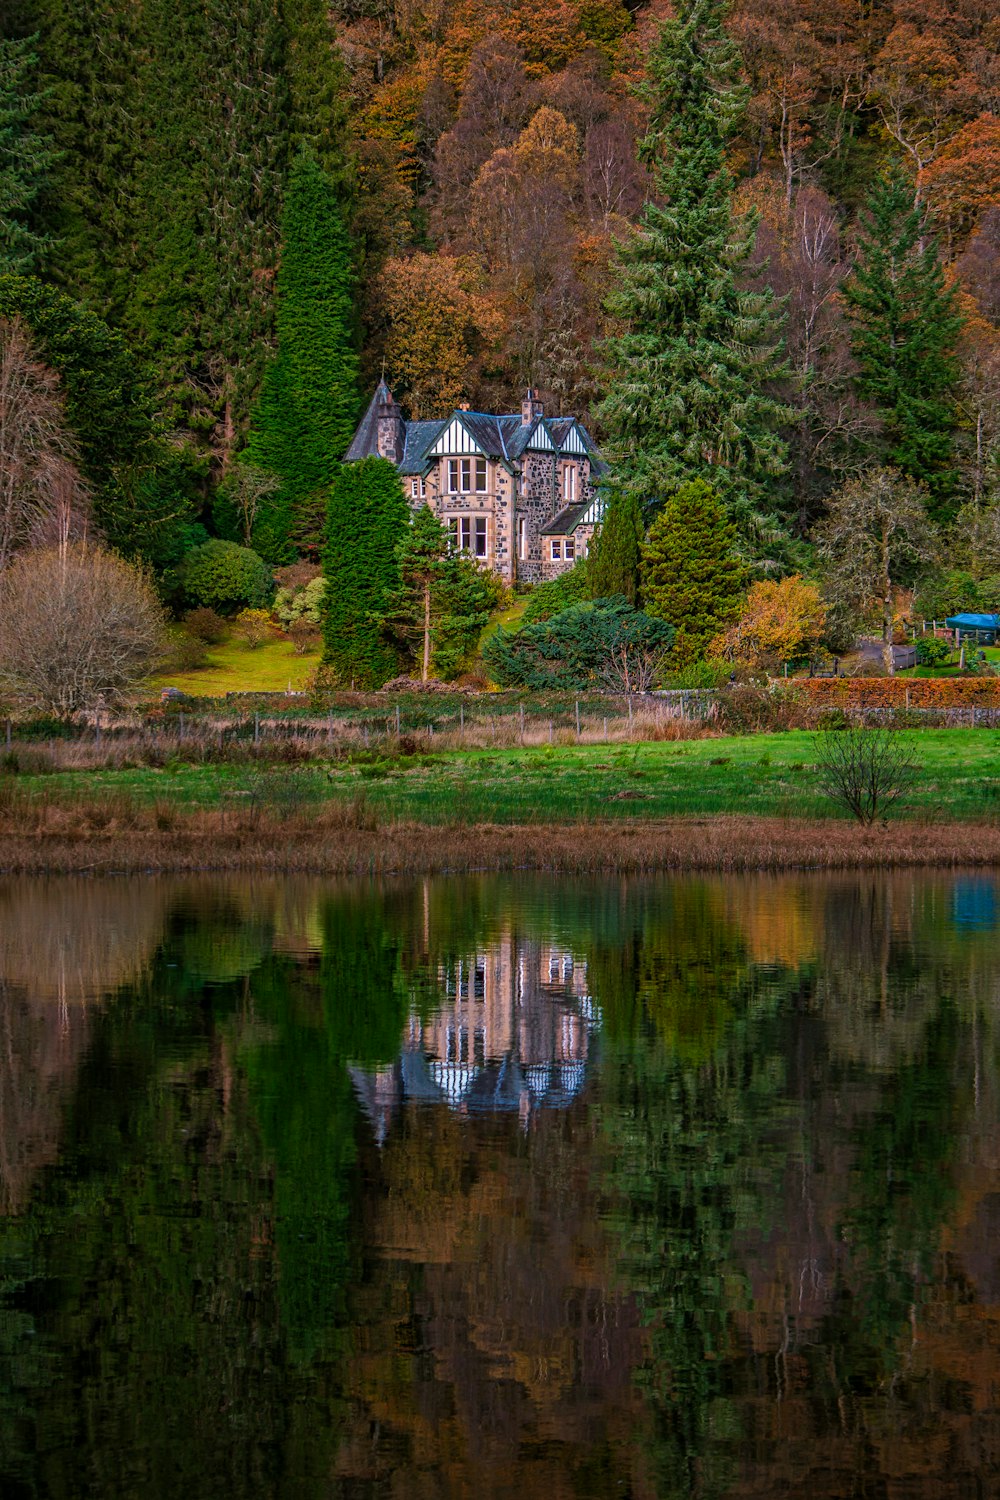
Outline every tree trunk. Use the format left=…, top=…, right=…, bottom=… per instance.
left=422, top=579, right=431, bottom=683
left=882, top=524, right=895, bottom=676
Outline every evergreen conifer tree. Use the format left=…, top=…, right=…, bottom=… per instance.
left=587, top=488, right=644, bottom=605
left=248, top=145, right=360, bottom=562
left=597, top=0, right=789, bottom=545
left=641, top=480, right=748, bottom=664
left=844, top=168, right=963, bottom=515
left=0, top=34, right=59, bottom=275
left=379, top=505, right=500, bottom=680
left=323, top=457, right=407, bottom=688
left=281, top=0, right=352, bottom=188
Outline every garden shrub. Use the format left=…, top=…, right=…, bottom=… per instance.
left=521, top=560, right=590, bottom=626
left=915, top=635, right=951, bottom=666
left=183, top=606, right=229, bottom=644
left=483, top=597, right=674, bottom=692
left=178, top=540, right=274, bottom=614
left=234, top=608, right=272, bottom=648
left=274, top=575, right=326, bottom=627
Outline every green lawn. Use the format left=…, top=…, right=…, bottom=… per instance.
left=27, top=728, right=1000, bottom=825
left=152, top=635, right=322, bottom=696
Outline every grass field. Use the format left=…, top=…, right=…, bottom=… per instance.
left=152, top=634, right=322, bottom=696
left=21, top=728, right=1000, bottom=825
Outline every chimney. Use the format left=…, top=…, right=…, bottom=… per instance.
left=521, top=386, right=543, bottom=427
left=376, top=385, right=405, bottom=464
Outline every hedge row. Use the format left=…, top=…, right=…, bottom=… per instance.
left=798, top=677, right=1000, bottom=708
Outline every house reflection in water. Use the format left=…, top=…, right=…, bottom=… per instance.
left=350, top=937, right=600, bottom=1141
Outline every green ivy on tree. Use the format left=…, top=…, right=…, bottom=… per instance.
left=248, top=144, right=360, bottom=563
left=641, top=479, right=748, bottom=664
left=597, top=0, right=789, bottom=548
left=845, top=167, right=963, bottom=517
left=323, top=457, right=407, bottom=688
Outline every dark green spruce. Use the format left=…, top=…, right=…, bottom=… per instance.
left=844, top=167, right=964, bottom=516
left=0, top=32, right=59, bottom=275
left=597, top=0, right=789, bottom=547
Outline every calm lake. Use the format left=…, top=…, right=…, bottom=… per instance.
left=1, top=870, right=999, bottom=1497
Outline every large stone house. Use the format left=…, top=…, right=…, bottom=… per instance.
left=344, top=380, right=605, bottom=585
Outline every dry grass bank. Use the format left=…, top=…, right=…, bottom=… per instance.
left=3, top=801, right=1000, bottom=876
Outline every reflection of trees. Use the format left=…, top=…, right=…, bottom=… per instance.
left=594, top=924, right=792, bottom=1498
left=814, top=878, right=940, bottom=1072
left=0, top=876, right=170, bottom=1003
left=240, top=885, right=412, bottom=1363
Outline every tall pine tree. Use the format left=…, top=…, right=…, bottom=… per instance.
left=844, top=168, right=963, bottom=516
left=597, top=0, right=789, bottom=547
left=0, top=33, right=58, bottom=274
left=248, top=145, right=360, bottom=561
left=323, top=457, right=407, bottom=688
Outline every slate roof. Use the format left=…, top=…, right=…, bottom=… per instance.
left=343, top=377, right=394, bottom=462
left=346, top=385, right=604, bottom=471
left=541, top=501, right=596, bottom=536
left=399, top=419, right=446, bottom=474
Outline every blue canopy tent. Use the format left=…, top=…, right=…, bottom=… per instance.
left=945, top=613, right=1000, bottom=645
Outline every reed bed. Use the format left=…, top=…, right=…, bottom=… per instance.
left=0, top=704, right=714, bottom=773
left=3, top=793, right=1000, bottom=876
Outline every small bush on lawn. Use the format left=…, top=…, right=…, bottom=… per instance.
left=915, top=635, right=951, bottom=667
left=234, top=608, right=272, bottom=648
left=178, top=540, right=274, bottom=614
left=168, top=634, right=210, bottom=671
left=287, top=619, right=321, bottom=655
left=183, top=607, right=229, bottom=644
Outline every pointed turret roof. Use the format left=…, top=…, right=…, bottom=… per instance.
left=343, top=378, right=396, bottom=462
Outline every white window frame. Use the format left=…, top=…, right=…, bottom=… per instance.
left=410, top=475, right=427, bottom=500
left=564, top=537, right=575, bottom=561
left=563, top=464, right=576, bottom=502
left=517, top=516, right=527, bottom=560
left=475, top=456, right=487, bottom=492
left=449, top=516, right=489, bottom=557
left=550, top=539, right=562, bottom=561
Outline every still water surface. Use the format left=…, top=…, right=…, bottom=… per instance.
left=1, top=871, right=999, bottom=1497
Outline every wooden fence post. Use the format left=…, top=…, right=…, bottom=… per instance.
left=575, top=700, right=581, bottom=739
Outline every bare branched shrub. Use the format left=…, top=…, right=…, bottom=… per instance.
left=0, top=316, right=91, bottom=569
left=814, top=720, right=917, bottom=825
left=0, top=544, right=166, bottom=716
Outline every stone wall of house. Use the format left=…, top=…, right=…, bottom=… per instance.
left=419, top=458, right=516, bottom=584
left=515, top=452, right=559, bottom=585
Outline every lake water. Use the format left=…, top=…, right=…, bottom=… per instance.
left=1, top=870, right=999, bottom=1497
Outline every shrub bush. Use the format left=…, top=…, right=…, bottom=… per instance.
left=273, top=575, right=326, bottom=627
left=483, top=597, right=674, bottom=692
left=287, top=619, right=321, bottom=655
left=915, top=635, right=951, bottom=666
left=183, top=606, right=229, bottom=644
left=233, top=608, right=272, bottom=648
left=178, top=540, right=274, bottom=614
left=168, top=634, right=210, bottom=671
left=521, top=560, right=590, bottom=626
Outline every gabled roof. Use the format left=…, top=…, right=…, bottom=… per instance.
left=343, top=377, right=394, bottom=462
left=345, top=384, right=605, bottom=473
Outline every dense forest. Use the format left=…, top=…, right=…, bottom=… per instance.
left=1, top=0, right=999, bottom=654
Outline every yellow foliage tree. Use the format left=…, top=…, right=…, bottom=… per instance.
left=713, top=574, right=827, bottom=669
left=376, top=253, right=506, bottom=417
